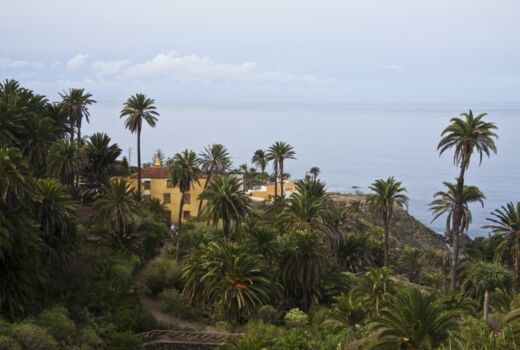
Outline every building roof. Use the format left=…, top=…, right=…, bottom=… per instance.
left=138, top=166, right=169, bottom=178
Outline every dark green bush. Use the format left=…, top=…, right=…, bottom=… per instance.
left=11, top=323, right=59, bottom=350
left=141, top=256, right=183, bottom=295
left=158, top=289, right=199, bottom=320
left=36, top=305, right=76, bottom=343
left=108, top=332, right=143, bottom=350
left=256, top=305, right=279, bottom=324
left=0, top=335, right=21, bottom=350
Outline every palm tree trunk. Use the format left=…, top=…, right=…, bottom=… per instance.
left=137, top=126, right=142, bottom=199
left=175, top=194, right=185, bottom=261
left=450, top=166, right=466, bottom=292
left=383, top=221, right=389, bottom=266
left=77, top=118, right=82, bottom=142
left=280, top=159, right=285, bottom=198
left=273, top=161, right=278, bottom=199
left=223, top=218, right=230, bottom=241
left=513, top=250, right=519, bottom=290
left=197, top=171, right=212, bottom=217
left=483, top=289, right=490, bottom=322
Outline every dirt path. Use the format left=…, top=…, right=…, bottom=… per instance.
left=136, top=243, right=225, bottom=334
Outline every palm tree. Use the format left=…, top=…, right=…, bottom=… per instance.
left=59, top=88, right=96, bottom=141
left=309, top=166, right=320, bottom=180
left=354, top=267, right=393, bottom=314
left=438, top=110, right=497, bottom=291
left=462, top=261, right=512, bottom=322
left=169, top=149, right=200, bottom=260
left=0, top=147, right=43, bottom=320
left=367, top=288, right=459, bottom=349
left=199, top=175, right=251, bottom=240
left=430, top=182, right=485, bottom=241
left=267, top=141, right=296, bottom=198
left=182, top=242, right=274, bottom=323
left=367, top=177, right=409, bottom=266
left=34, top=179, right=77, bottom=268
left=120, top=93, right=159, bottom=198
left=285, top=179, right=327, bottom=230
left=81, top=133, right=122, bottom=199
left=279, top=231, right=326, bottom=311
left=484, top=202, right=520, bottom=287
left=92, top=179, right=140, bottom=249
left=197, top=144, right=231, bottom=216
left=251, top=149, right=268, bottom=174
left=47, top=139, right=82, bottom=189
left=399, top=247, right=424, bottom=284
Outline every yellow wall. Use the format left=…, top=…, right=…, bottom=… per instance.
left=128, top=177, right=207, bottom=223
left=248, top=181, right=296, bottom=201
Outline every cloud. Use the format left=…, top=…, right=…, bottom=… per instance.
left=0, top=58, right=44, bottom=69
left=92, top=59, right=130, bottom=77
left=66, top=54, right=88, bottom=71
left=380, top=64, right=404, bottom=72
left=97, top=51, right=335, bottom=86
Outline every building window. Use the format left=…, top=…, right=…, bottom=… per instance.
left=143, top=181, right=151, bottom=190
left=183, top=210, right=191, bottom=220
left=163, top=193, right=171, bottom=204
left=143, top=194, right=151, bottom=201
left=167, top=179, right=174, bottom=188
left=165, top=210, right=171, bottom=220
left=183, top=193, right=191, bottom=204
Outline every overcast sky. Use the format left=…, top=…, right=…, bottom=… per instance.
left=1, top=0, right=519, bottom=104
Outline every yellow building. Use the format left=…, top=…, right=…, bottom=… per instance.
left=129, top=160, right=208, bottom=223
left=128, top=158, right=294, bottom=221
left=247, top=181, right=296, bottom=201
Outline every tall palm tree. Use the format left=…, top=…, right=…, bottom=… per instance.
left=484, top=202, right=520, bottom=287
left=120, top=93, right=159, bottom=198
left=169, top=149, right=200, bottom=260
left=47, top=139, right=82, bottom=189
left=59, top=88, right=96, bottom=141
left=92, top=179, right=140, bottom=250
left=309, top=166, right=320, bottom=180
left=462, top=261, right=512, bottom=322
left=34, top=179, right=77, bottom=268
left=280, top=231, right=326, bottom=311
left=199, top=175, right=251, bottom=240
left=430, top=182, right=486, bottom=238
left=367, top=177, right=409, bottom=266
left=438, top=110, right=497, bottom=292
left=267, top=141, right=296, bottom=198
left=197, top=144, right=231, bottom=216
left=81, top=133, right=122, bottom=200
left=367, top=287, right=459, bottom=349
left=251, top=149, right=268, bottom=174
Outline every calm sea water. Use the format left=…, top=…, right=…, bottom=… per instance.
left=84, top=102, right=520, bottom=238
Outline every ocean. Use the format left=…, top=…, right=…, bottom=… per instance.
left=84, top=102, right=520, bottom=238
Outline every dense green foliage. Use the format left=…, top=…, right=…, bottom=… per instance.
left=2, top=80, right=520, bottom=349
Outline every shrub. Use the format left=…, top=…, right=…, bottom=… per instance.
left=256, top=305, right=278, bottom=324
left=284, top=308, right=309, bottom=328
left=77, top=327, right=103, bottom=349
left=113, top=306, right=157, bottom=333
left=141, top=256, right=183, bottom=295
left=158, top=289, right=199, bottom=320
left=11, top=323, right=59, bottom=350
left=108, top=332, right=143, bottom=350
left=36, top=305, right=76, bottom=343
left=0, top=335, right=21, bottom=350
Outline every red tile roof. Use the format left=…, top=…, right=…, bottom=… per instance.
left=137, top=166, right=169, bottom=178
